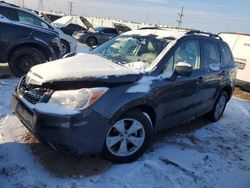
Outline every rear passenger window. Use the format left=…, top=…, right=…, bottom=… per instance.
left=220, top=43, right=234, bottom=67
left=203, top=41, right=220, bottom=71
left=18, top=10, right=49, bottom=29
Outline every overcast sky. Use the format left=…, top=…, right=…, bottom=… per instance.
left=7, top=0, right=250, bottom=33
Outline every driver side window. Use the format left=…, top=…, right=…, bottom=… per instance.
left=164, top=40, right=201, bottom=72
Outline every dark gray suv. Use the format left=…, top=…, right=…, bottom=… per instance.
left=11, top=29, right=237, bottom=163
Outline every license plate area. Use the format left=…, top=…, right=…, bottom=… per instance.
left=16, top=103, right=34, bottom=131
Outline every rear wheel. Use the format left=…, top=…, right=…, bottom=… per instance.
left=87, top=37, right=97, bottom=47
left=61, top=40, right=70, bottom=56
left=207, top=91, right=228, bottom=122
left=8, top=47, right=46, bottom=77
left=102, top=110, right=153, bottom=163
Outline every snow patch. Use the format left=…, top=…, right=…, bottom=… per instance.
left=176, top=62, right=192, bottom=67
left=126, top=71, right=173, bottom=93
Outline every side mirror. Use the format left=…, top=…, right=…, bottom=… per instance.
left=174, top=62, right=193, bottom=77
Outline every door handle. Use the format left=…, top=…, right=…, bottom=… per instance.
left=196, top=77, right=204, bottom=84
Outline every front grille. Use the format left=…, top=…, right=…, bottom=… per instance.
left=23, top=90, right=45, bottom=104
left=18, top=77, right=51, bottom=105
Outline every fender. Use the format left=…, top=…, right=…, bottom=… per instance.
left=90, top=83, right=157, bottom=124
left=6, top=38, right=55, bottom=60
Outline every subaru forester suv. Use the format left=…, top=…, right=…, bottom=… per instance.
left=12, top=29, right=237, bottom=163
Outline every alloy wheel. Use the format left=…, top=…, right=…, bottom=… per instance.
left=106, top=118, right=145, bottom=157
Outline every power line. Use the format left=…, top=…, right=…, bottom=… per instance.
left=177, top=7, right=184, bottom=29
left=68, top=1, right=74, bottom=15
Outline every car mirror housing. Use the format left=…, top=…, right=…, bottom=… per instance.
left=174, top=62, right=193, bottom=77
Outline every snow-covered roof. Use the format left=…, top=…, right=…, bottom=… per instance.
left=121, top=29, right=187, bottom=39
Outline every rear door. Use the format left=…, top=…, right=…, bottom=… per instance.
left=202, top=39, right=225, bottom=110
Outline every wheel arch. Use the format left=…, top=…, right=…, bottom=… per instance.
left=110, top=102, right=156, bottom=128
left=87, top=36, right=98, bottom=43
left=8, top=42, right=52, bottom=61
left=220, top=84, right=233, bottom=102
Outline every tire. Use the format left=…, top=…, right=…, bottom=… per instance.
left=86, top=37, right=97, bottom=47
left=207, top=91, right=228, bottom=122
left=8, top=47, right=46, bottom=77
left=61, top=40, right=70, bottom=56
left=102, top=110, right=153, bottom=163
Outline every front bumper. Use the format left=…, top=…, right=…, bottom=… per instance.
left=11, top=91, right=110, bottom=155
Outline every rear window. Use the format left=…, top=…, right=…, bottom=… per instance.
left=219, top=43, right=234, bottom=67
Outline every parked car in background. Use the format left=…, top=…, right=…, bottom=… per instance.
left=12, top=29, right=236, bottom=162
left=1, top=2, right=76, bottom=57
left=74, top=27, right=119, bottom=47
left=0, top=2, right=62, bottom=76
left=43, top=13, right=62, bottom=22
left=53, top=16, right=92, bottom=35
left=40, top=13, right=77, bottom=55
left=55, top=16, right=128, bottom=47
left=219, top=32, right=250, bottom=91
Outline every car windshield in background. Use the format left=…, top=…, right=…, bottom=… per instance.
left=91, top=35, right=173, bottom=67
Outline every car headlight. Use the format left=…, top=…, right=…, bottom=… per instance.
left=49, top=87, right=109, bottom=110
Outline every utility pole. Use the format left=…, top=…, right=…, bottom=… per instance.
left=177, top=7, right=184, bottom=29
left=68, top=1, right=74, bottom=15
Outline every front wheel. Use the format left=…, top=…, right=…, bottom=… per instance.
left=102, top=110, right=153, bottom=163
left=207, top=91, right=228, bottom=122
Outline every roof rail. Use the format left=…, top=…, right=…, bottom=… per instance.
left=186, top=30, right=222, bottom=40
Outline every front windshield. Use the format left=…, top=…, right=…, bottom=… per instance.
left=91, top=35, right=173, bottom=68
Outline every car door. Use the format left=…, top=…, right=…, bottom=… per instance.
left=201, top=39, right=226, bottom=110
left=156, top=39, right=206, bottom=130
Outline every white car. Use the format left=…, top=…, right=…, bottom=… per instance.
left=219, top=32, right=250, bottom=91
left=41, top=13, right=77, bottom=56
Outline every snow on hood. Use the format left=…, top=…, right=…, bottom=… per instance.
left=26, top=53, right=140, bottom=85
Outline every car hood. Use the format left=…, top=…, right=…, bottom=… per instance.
left=53, top=16, right=94, bottom=31
left=26, top=53, right=141, bottom=87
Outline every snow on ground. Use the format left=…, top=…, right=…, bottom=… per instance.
left=0, top=77, right=250, bottom=188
